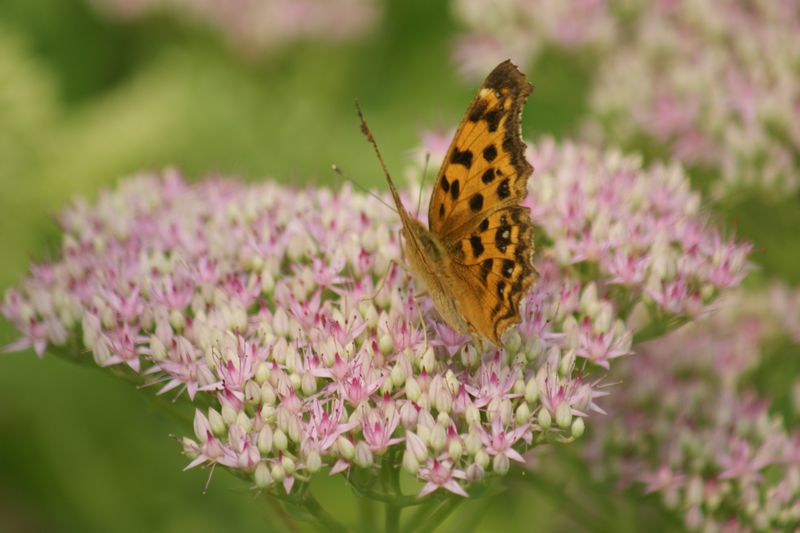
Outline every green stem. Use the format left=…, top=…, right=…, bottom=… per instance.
left=414, top=496, right=464, bottom=533
left=382, top=453, right=401, bottom=533
left=282, top=488, right=350, bottom=533
left=263, top=493, right=302, bottom=533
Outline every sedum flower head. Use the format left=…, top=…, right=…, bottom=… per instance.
left=588, top=285, right=800, bottom=531
left=2, top=136, right=748, bottom=498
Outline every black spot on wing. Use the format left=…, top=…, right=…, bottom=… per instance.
left=479, top=218, right=489, bottom=232
left=468, top=98, right=489, bottom=122
left=438, top=204, right=444, bottom=218
left=450, top=179, right=460, bottom=201
left=440, top=175, right=450, bottom=193
left=481, top=168, right=495, bottom=184
left=480, top=259, right=493, bottom=285
left=496, top=224, right=512, bottom=252
left=469, top=235, right=484, bottom=258
left=497, top=178, right=511, bottom=200
left=484, top=109, right=502, bottom=133
left=497, top=280, right=506, bottom=298
left=483, top=145, right=497, bottom=162
left=469, top=193, right=484, bottom=212
left=502, top=259, right=514, bottom=278
left=451, top=149, right=473, bottom=169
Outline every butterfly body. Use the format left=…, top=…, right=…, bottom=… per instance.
left=365, top=60, right=536, bottom=347
left=399, top=216, right=473, bottom=337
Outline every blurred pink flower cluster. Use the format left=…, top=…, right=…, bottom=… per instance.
left=90, top=0, right=379, bottom=54
left=588, top=0, right=800, bottom=200
left=2, top=136, right=748, bottom=497
left=453, top=0, right=800, bottom=199
left=452, top=0, right=618, bottom=79
left=588, top=285, right=800, bottom=531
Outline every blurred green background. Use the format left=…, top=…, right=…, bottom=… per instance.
left=0, top=1, right=797, bottom=532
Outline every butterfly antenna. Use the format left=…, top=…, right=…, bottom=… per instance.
left=355, top=101, right=410, bottom=221
left=415, top=151, right=430, bottom=219
left=331, top=164, right=397, bottom=214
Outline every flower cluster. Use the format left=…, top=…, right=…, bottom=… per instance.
left=2, top=136, right=748, bottom=499
left=588, top=285, right=800, bottom=531
left=525, top=137, right=750, bottom=327
left=588, top=0, right=800, bottom=199
left=89, top=0, right=380, bottom=55
left=452, top=0, right=800, bottom=199
left=451, top=0, right=618, bottom=78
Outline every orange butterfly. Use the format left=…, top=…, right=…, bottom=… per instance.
left=360, top=60, right=536, bottom=347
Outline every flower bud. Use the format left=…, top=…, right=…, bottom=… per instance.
left=208, top=408, right=226, bottom=436
left=337, top=436, right=355, bottom=460
left=257, top=425, right=273, bottom=453
left=464, top=429, right=482, bottom=455
left=390, top=363, right=407, bottom=387
left=448, top=439, right=463, bottom=461
left=430, top=424, right=447, bottom=453
left=354, top=442, right=373, bottom=468
left=465, top=404, right=481, bottom=427
left=571, top=417, right=585, bottom=439
left=559, top=349, right=576, bottom=376
left=281, top=455, right=296, bottom=475
left=221, top=403, right=237, bottom=425
left=378, top=333, right=393, bottom=356
left=493, top=453, right=510, bottom=475
left=273, top=429, right=288, bottom=451
left=255, top=362, right=271, bottom=385
left=524, top=377, right=539, bottom=404
left=254, top=462, right=272, bottom=488
left=537, top=408, right=552, bottom=429
left=236, top=412, right=253, bottom=434
left=260, top=271, right=274, bottom=294
left=555, top=402, right=573, bottom=429
left=405, top=377, right=421, bottom=402
left=461, top=344, right=478, bottom=367
left=420, top=346, right=436, bottom=373
left=434, top=385, right=453, bottom=414
left=465, top=463, right=484, bottom=482
left=504, top=330, right=522, bottom=353
left=402, top=449, right=419, bottom=474
left=475, top=449, right=490, bottom=468
left=270, top=464, right=285, bottom=482
left=301, top=373, right=317, bottom=396
left=580, top=283, right=600, bottom=317
left=305, top=449, right=322, bottom=473
left=515, top=402, right=531, bottom=425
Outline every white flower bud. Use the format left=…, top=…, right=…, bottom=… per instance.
left=354, top=442, right=373, bottom=468
left=555, top=402, right=572, bottom=429
left=257, top=425, right=273, bottom=454
left=515, top=402, right=531, bottom=425
left=571, top=417, right=585, bottom=439
left=254, top=462, right=272, bottom=488
left=493, top=453, right=510, bottom=475
left=525, top=377, right=539, bottom=404
left=273, top=429, right=288, bottom=451
left=538, top=408, right=552, bottom=429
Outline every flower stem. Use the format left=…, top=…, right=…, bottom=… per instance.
left=414, top=496, right=463, bottom=533
left=381, top=453, right=401, bottom=533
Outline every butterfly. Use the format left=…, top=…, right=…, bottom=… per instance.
left=360, top=60, right=536, bottom=347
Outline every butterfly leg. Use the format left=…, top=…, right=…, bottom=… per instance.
left=361, top=258, right=404, bottom=305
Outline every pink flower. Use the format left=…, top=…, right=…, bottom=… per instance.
left=418, top=458, right=468, bottom=498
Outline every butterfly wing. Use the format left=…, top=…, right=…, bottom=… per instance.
left=428, top=60, right=536, bottom=345
left=448, top=207, right=536, bottom=345
left=427, top=60, right=533, bottom=240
